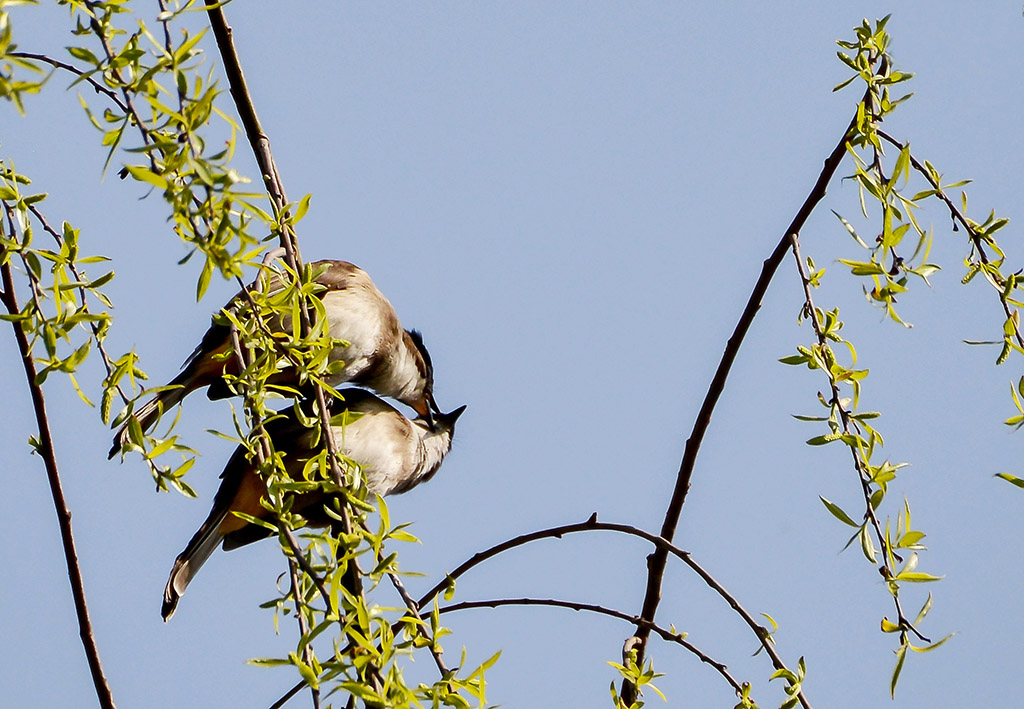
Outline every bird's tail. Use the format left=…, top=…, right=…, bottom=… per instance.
left=161, top=507, right=229, bottom=621
left=108, top=369, right=198, bottom=459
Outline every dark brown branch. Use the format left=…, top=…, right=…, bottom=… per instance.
left=202, top=0, right=297, bottom=261
left=203, top=5, right=384, bottom=698
left=203, top=0, right=356, bottom=556
left=438, top=597, right=746, bottom=697
left=268, top=682, right=305, bottom=709
left=0, top=259, right=117, bottom=709
left=622, top=94, right=871, bottom=706
left=410, top=514, right=810, bottom=708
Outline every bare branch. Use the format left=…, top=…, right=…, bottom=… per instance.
left=438, top=597, right=746, bottom=697
left=621, top=79, right=879, bottom=704
left=410, top=514, right=811, bottom=708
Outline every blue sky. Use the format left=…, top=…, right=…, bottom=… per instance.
left=3, top=3, right=1024, bottom=707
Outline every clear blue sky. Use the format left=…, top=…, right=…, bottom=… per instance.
left=3, top=2, right=1024, bottom=707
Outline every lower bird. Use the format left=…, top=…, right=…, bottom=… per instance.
left=161, top=388, right=465, bottom=620
left=110, top=259, right=439, bottom=459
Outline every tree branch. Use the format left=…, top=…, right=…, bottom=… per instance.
left=622, top=92, right=870, bottom=705
left=202, top=3, right=382, bottom=697
left=876, top=129, right=1024, bottom=349
left=288, top=558, right=322, bottom=709
left=789, top=233, right=928, bottom=645
left=0, top=257, right=117, bottom=709
left=438, top=597, right=747, bottom=699
left=8, top=51, right=128, bottom=111
left=406, top=514, right=811, bottom=708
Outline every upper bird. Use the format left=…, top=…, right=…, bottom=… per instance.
left=110, top=260, right=438, bottom=459
left=161, top=388, right=465, bottom=620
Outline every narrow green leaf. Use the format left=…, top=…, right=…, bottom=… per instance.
left=820, top=496, right=858, bottom=526
left=124, top=165, right=169, bottom=190
left=891, top=644, right=907, bottom=698
left=995, top=472, right=1024, bottom=489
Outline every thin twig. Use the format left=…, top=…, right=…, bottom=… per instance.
left=789, top=234, right=928, bottom=644
left=438, top=597, right=746, bottom=697
left=0, top=259, right=117, bottom=709
left=288, top=559, right=322, bottom=709
left=24, top=203, right=128, bottom=401
left=876, top=129, right=1024, bottom=349
left=8, top=51, right=128, bottom=111
left=385, top=568, right=450, bottom=676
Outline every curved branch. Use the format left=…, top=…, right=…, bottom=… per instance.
left=438, top=596, right=746, bottom=697
left=0, top=253, right=117, bottom=707
left=411, top=514, right=811, bottom=708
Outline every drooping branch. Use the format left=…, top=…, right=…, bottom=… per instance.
left=876, top=129, right=1024, bottom=350
left=201, top=5, right=400, bottom=700
left=789, top=233, right=929, bottom=645
left=0, top=248, right=117, bottom=709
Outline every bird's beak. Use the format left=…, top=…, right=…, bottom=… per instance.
left=412, top=397, right=437, bottom=430
left=445, top=405, right=467, bottom=424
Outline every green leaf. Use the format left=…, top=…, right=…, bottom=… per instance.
left=896, top=571, right=943, bottom=583
left=995, top=472, right=1024, bottom=489
left=832, top=210, right=870, bottom=248
left=247, top=657, right=292, bottom=667
left=891, top=644, right=907, bottom=698
left=806, top=434, right=839, bottom=446
left=123, top=165, right=169, bottom=190
left=837, top=258, right=885, bottom=276
left=820, top=496, right=858, bottom=526
left=909, top=633, right=955, bottom=653
left=880, top=617, right=901, bottom=633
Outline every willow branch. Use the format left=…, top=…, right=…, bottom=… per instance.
left=204, top=3, right=380, bottom=696
left=203, top=0, right=356, bottom=548
left=789, top=234, right=928, bottom=645
left=627, top=96, right=867, bottom=675
left=385, top=567, right=450, bottom=676
left=876, top=129, right=1024, bottom=349
left=202, top=0, right=296, bottom=260
left=8, top=51, right=128, bottom=111
left=617, top=65, right=886, bottom=702
left=0, top=258, right=117, bottom=709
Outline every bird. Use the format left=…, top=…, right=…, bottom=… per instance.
left=110, top=259, right=439, bottom=459
left=161, top=388, right=465, bottom=620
